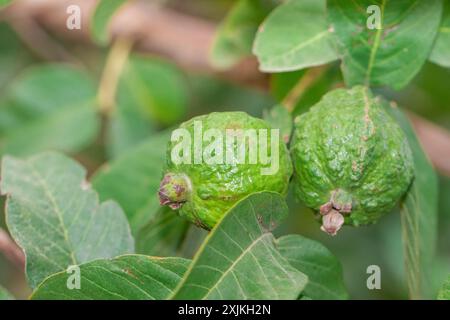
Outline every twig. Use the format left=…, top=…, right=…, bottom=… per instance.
left=282, top=66, right=328, bottom=112
left=0, top=228, right=25, bottom=270
left=97, top=36, right=134, bottom=115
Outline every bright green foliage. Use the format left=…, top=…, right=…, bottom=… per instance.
left=429, top=0, right=450, bottom=68
left=91, top=0, right=127, bottom=44
left=211, top=0, right=278, bottom=69
left=160, top=112, right=292, bottom=229
left=0, top=0, right=12, bottom=8
left=0, top=286, right=13, bottom=300
left=171, top=192, right=308, bottom=300
left=328, top=0, right=443, bottom=89
left=31, top=256, right=190, bottom=300
left=438, top=276, right=450, bottom=300
left=0, top=65, right=98, bottom=156
left=291, top=86, right=414, bottom=230
left=277, top=235, right=348, bottom=299
left=1, top=152, right=134, bottom=288
left=253, top=0, right=337, bottom=72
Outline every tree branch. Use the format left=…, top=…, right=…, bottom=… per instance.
left=2, top=0, right=450, bottom=177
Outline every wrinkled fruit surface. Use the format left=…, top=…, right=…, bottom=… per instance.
left=159, top=111, right=293, bottom=230
left=290, top=86, right=414, bottom=235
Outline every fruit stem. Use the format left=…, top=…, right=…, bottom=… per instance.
left=159, top=173, right=191, bottom=210
left=281, top=65, right=328, bottom=113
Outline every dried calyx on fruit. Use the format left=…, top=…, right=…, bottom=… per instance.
left=290, top=86, right=414, bottom=236
left=159, top=111, right=293, bottom=230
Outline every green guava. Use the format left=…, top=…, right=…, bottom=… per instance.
left=159, top=111, right=293, bottom=230
left=290, top=86, right=414, bottom=235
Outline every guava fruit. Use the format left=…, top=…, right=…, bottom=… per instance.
left=158, top=111, right=293, bottom=230
left=290, top=86, right=414, bottom=235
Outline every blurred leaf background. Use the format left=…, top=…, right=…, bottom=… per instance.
left=0, top=0, right=449, bottom=299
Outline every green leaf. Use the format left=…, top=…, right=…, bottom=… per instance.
left=0, top=285, right=14, bottom=300
left=31, top=255, right=190, bottom=300
left=385, top=104, right=438, bottom=299
left=438, top=275, right=450, bottom=300
left=0, top=23, right=33, bottom=91
left=106, top=102, right=155, bottom=159
left=93, top=131, right=170, bottom=234
left=1, top=152, right=134, bottom=288
left=263, top=104, right=293, bottom=143
left=0, top=65, right=99, bottom=156
left=90, top=0, right=127, bottom=45
left=119, top=56, right=187, bottom=126
left=328, top=0, right=443, bottom=90
left=136, top=207, right=191, bottom=257
left=171, top=192, right=308, bottom=300
left=0, top=0, right=13, bottom=8
left=429, top=0, right=450, bottom=68
left=276, top=235, right=348, bottom=300
left=211, top=0, right=278, bottom=69
left=107, top=56, right=186, bottom=157
left=253, top=0, right=338, bottom=72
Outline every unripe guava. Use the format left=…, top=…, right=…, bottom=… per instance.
left=159, top=111, right=293, bottom=230
left=290, top=86, right=414, bottom=235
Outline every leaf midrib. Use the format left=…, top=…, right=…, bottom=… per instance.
left=28, top=160, right=77, bottom=266
left=365, top=0, right=386, bottom=85
left=202, top=232, right=272, bottom=299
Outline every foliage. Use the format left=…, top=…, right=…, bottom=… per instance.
left=0, top=0, right=448, bottom=301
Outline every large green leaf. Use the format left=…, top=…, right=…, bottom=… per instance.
left=136, top=207, right=191, bottom=257
left=0, top=285, right=14, bottom=300
left=171, top=192, right=308, bottom=300
left=253, top=0, right=337, bottom=72
left=93, top=131, right=170, bottom=234
left=328, top=0, right=443, bottom=89
left=1, top=152, right=134, bottom=288
left=438, top=275, right=450, bottom=300
left=107, top=56, right=187, bottom=157
left=211, top=0, right=278, bottom=69
left=385, top=105, right=438, bottom=299
left=429, top=0, right=450, bottom=68
left=0, top=65, right=99, bottom=156
left=90, top=0, right=127, bottom=45
left=31, top=255, right=190, bottom=300
left=276, top=235, right=348, bottom=300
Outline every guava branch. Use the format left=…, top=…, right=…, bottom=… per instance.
left=0, top=228, right=25, bottom=270
left=2, top=0, right=450, bottom=177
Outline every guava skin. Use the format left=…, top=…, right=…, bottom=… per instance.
left=160, top=111, right=293, bottom=230
left=290, top=86, right=414, bottom=233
